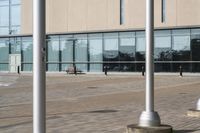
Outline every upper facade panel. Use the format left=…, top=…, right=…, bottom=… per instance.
left=21, top=0, right=200, bottom=35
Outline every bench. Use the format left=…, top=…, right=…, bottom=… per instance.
left=66, top=66, right=82, bottom=74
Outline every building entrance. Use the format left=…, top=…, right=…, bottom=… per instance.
left=9, top=54, right=21, bottom=73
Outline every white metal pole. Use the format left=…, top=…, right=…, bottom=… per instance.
left=197, top=99, right=200, bottom=110
left=146, top=0, right=154, bottom=113
left=33, top=0, right=46, bottom=132
left=139, top=0, right=161, bottom=127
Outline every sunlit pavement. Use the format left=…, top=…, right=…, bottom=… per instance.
left=0, top=73, right=200, bottom=133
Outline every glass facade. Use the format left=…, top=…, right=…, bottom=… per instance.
left=1, top=28, right=200, bottom=72
left=0, top=38, right=9, bottom=71
left=0, top=0, right=21, bottom=35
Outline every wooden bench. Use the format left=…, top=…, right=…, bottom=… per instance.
left=66, top=66, right=82, bottom=74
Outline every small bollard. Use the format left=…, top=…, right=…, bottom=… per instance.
left=104, top=65, right=108, bottom=76
left=142, top=66, right=145, bottom=76
left=17, top=66, right=20, bottom=74
left=179, top=65, right=183, bottom=77
left=74, top=65, right=77, bottom=75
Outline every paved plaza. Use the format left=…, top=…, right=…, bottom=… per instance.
left=0, top=73, right=200, bottom=133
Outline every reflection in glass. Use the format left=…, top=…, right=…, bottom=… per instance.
left=0, top=6, right=9, bottom=26
left=119, top=32, right=135, bottom=61
left=0, top=0, right=9, bottom=6
left=104, top=33, right=119, bottom=71
left=191, top=34, right=200, bottom=72
left=104, top=33, right=119, bottom=62
left=10, top=38, right=21, bottom=54
left=171, top=63, right=191, bottom=72
left=0, top=38, right=9, bottom=71
left=154, top=34, right=171, bottom=61
left=47, top=36, right=59, bottom=71
left=74, top=34, right=88, bottom=72
left=22, top=37, right=32, bottom=71
left=0, top=27, right=9, bottom=35
left=136, top=32, right=145, bottom=61
left=60, top=35, right=73, bottom=62
left=172, top=30, right=191, bottom=61
left=89, top=34, right=103, bottom=72
left=11, top=5, right=20, bottom=26
left=155, top=63, right=171, bottom=72
left=11, top=0, right=20, bottom=4
left=120, top=63, right=135, bottom=72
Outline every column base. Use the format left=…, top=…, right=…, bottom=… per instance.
left=187, top=109, right=200, bottom=117
left=126, top=124, right=173, bottom=133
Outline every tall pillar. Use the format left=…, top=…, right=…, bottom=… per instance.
left=139, top=0, right=161, bottom=127
left=33, top=0, right=46, bottom=133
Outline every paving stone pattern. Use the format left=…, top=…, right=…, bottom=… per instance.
left=0, top=73, right=200, bottom=133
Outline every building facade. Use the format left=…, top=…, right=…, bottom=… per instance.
left=0, top=0, right=200, bottom=72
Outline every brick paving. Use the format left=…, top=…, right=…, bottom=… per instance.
left=0, top=73, right=200, bottom=133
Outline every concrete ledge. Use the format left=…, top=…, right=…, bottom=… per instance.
left=126, top=124, right=173, bottom=133
left=187, top=109, right=200, bottom=117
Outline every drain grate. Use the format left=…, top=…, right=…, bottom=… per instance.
left=87, top=86, right=98, bottom=89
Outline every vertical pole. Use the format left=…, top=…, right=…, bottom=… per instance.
left=33, top=0, right=46, bottom=132
left=139, top=0, right=161, bottom=127
left=146, top=0, right=154, bottom=113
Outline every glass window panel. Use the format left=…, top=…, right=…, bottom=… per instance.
left=104, top=39, right=118, bottom=50
left=90, top=63, right=103, bottom=72
left=135, top=63, right=145, bottom=72
left=154, top=36, right=171, bottom=61
left=0, top=27, right=9, bottom=35
left=119, top=32, right=135, bottom=38
left=61, top=63, right=73, bottom=71
left=48, top=64, right=59, bottom=71
left=89, top=34, right=102, bottom=62
left=74, top=34, right=88, bottom=62
left=0, top=64, right=8, bottom=71
left=155, top=63, right=171, bottom=72
left=47, top=36, right=59, bottom=62
left=89, top=34, right=103, bottom=72
left=191, top=38, right=200, bottom=61
left=11, top=5, right=21, bottom=26
left=191, top=29, right=200, bottom=35
left=136, top=36, right=145, bottom=61
left=155, top=30, right=171, bottom=36
left=60, top=36, right=73, bottom=62
left=172, top=34, right=190, bottom=61
left=11, top=0, right=20, bottom=4
left=104, top=33, right=119, bottom=61
left=76, top=64, right=87, bottom=72
left=119, top=63, right=135, bottom=72
left=22, top=63, right=32, bottom=71
left=136, top=37, right=145, bottom=52
left=104, top=63, right=119, bottom=71
left=0, top=38, right=9, bottom=63
left=192, top=63, right=200, bottom=72
left=173, top=36, right=190, bottom=51
left=171, top=63, right=192, bottom=72
left=11, top=26, right=20, bottom=34
left=119, top=32, right=135, bottom=61
left=22, top=37, right=33, bottom=63
left=172, top=29, right=190, bottom=35
left=0, top=0, right=9, bottom=6
left=0, top=6, right=9, bottom=26
left=10, top=38, right=21, bottom=54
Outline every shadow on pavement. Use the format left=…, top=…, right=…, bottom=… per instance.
left=174, top=129, right=200, bottom=133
